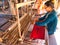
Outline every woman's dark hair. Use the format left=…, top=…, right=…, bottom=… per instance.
left=45, top=1, right=54, bottom=8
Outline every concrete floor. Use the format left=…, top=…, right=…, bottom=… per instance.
left=54, top=17, right=60, bottom=45
left=54, top=30, right=60, bottom=45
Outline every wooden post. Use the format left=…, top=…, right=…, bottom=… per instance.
left=16, top=6, right=21, bottom=38
left=15, top=0, right=21, bottom=39
left=15, top=0, right=18, bottom=3
left=8, top=0, right=16, bottom=15
left=20, top=0, right=22, bottom=2
left=54, top=0, right=58, bottom=10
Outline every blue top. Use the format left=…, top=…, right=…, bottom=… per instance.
left=35, top=10, right=58, bottom=35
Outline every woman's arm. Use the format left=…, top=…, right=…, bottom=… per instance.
left=36, top=14, right=56, bottom=26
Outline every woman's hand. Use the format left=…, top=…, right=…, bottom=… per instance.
left=31, top=17, right=39, bottom=24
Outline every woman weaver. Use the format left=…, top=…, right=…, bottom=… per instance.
left=30, top=1, right=58, bottom=45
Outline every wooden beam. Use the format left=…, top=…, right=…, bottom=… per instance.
left=16, top=1, right=35, bottom=8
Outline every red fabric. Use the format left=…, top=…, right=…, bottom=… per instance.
left=30, top=24, right=45, bottom=40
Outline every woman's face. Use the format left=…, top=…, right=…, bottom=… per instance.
left=44, top=5, right=52, bottom=12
